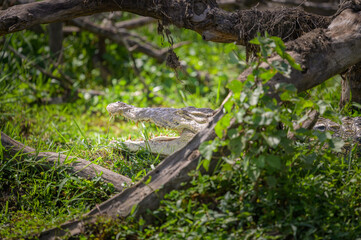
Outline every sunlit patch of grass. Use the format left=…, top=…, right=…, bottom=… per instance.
left=0, top=146, right=115, bottom=239
left=1, top=18, right=359, bottom=239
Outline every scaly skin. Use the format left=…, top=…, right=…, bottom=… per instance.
left=314, top=116, right=361, bottom=143
left=106, top=102, right=215, bottom=155
left=107, top=102, right=361, bottom=155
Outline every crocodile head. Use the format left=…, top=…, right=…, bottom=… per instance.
left=313, top=116, right=361, bottom=143
left=107, top=102, right=215, bottom=155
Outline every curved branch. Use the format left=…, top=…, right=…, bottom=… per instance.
left=1, top=132, right=131, bottom=192
left=238, top=7, right=361, bottom=93
left=0, top=0, right=329, bottom=45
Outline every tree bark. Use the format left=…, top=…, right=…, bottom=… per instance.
left=39, top=99, right=229, bottom=239
left=0, top=0, right=329, bottom=44
left=1, top=132, right=132, bottom=192
left=346, top=62, right=361, bottom=106
left=238, top=7, right=361, bottom=94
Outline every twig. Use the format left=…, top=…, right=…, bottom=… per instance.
left=8, top=46, right=73, bottom=90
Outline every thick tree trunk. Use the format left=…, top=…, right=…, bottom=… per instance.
left=0, top=0, right=329, bottom=43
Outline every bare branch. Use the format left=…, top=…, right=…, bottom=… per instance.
left=0, top=0, right=329, bottom=44
left=1, top=132, right=132, bottom=192
left=71, top=18, right=168, bottom=62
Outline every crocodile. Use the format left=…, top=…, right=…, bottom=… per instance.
left=313, top=116, right=361, bottom=143
left=107, top=102, right=215, bottom=155
left=107, top=102, right=361, bottom=155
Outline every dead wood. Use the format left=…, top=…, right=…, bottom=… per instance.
left=217, top=0, right=338, bottom=16
left=0, top=0, right=329, bottom=45
left=1, top=132, right=131, bottom=192
left=340, top=76, right=351, bottom=108
left=70, top=18, right=169, bottom=62
left=238, top=6, right=361, bottom=94
left=39, top=95, right=231, bottom=239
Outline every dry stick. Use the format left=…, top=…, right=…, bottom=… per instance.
left=70, top=18, right=168, bottom=62
left=39, top=93, right=232, bottom=240
left=8, top=46, right=73, bottom=90
left=1, top=132, right=132, bottom=192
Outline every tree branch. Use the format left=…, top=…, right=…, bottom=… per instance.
left=0, top=0, right=329, bottom=45
left=238, top=7, right=361, bottom=93
left=1, top=132, right=132, bottom=192
left=70, top=17, right=169, bottom=62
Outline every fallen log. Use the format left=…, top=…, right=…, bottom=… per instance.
left=39, top=94, right=230, bottom=239
left=1, top=132, right=131, bottom=192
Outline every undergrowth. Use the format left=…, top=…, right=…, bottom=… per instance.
left=0, top=16, right=360, bottom=240
left=65, top=33, right=361, bottom=240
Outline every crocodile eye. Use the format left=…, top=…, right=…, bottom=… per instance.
left=314, top=125, right=326, bottom=131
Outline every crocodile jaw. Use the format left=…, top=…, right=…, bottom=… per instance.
left=112, top=131, right=194, bottom=156
left=107, top=102, right=214, bottom=155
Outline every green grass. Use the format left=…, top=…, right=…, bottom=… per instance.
left=1, top=19, right=360, bottom=240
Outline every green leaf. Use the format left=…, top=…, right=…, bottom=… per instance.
left=261, top=133, right=281, bottom=148
left=229, top=136, right=245, bottom=157
left=202, top=158, right=210, bottom=172
left=266, top=175, right=277, bottom=188
left=254, top=155, right=265, bottom=168
left=215, top=113, right=232, bottom=138
left=145, top=176, right=152, bottom=185
left=235, top=109, right=246, bottom=123
left=259, top=69, right=277, bottom=82
left=199, top=140, right=219, bottom=160
left=266, top=155, right=281, bottom=170
left=285, top=53, right=302, bottom=71
left=249, top=38, right=260, bottom=45
left=227, top=80, right=243, bottom=93
left=329, top=138, right=345, bottom=152
left=249, top=85, right=263, bottom=106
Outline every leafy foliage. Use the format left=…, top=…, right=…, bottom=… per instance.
left=74, top=34, right=360, bottom=239
left=0, top=19, right=360, bottom=240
